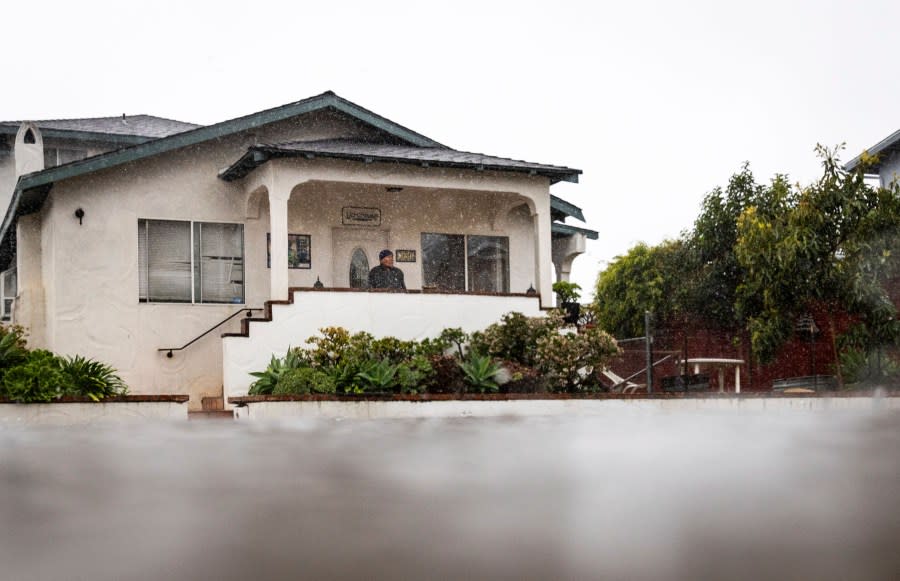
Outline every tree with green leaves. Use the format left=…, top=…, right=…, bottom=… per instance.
left=593, top=240, right=686, bottom=338
left=735, top=146, right=900, bottom=375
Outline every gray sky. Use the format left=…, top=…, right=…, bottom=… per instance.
left=5, top=0, right=899, bottom=299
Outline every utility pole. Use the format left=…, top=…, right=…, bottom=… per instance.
left=645, top=311, right=653, bottom=393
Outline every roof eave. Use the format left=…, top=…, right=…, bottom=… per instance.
left=219, top=145, right=581, bottom=184
left=551, top=222, right=598, bottom=240
left=0, top=125, right=154, bottom=145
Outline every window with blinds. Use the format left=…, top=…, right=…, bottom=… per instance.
left=138, top=219, right=244, bottom=304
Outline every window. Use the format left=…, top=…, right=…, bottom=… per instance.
left=43, top=148, right=86, bottom=168
left=1, top=268, right=16, bottom=322
left=138, top=219, right=244, bottom=304
left=349, top=248, right=369, bottom=288
left=421, top=233, right=509, bottom=293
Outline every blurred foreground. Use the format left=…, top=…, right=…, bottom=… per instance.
left=1, top=408, right=898, bottom=580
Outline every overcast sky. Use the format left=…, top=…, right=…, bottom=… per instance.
left=5, top=0, right=899, bottom=299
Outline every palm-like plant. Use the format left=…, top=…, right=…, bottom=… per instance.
left=59, top=355, right=128, bottom=401
left=459, top=354, right=501, bottom=393
left=356, top=359, right=399, bottom=392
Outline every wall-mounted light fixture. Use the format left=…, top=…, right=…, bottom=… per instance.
left=526, top=284, right=536, bottom=296
left=74, top=208, right=85, bottom=225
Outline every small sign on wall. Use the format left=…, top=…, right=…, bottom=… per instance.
left=342, top=207, right=381, bottom=227
left=394, top=249, right=416, bottom=263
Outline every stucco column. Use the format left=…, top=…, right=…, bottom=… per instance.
left=533, top=200, right=553, bottom=307
left=551, top=233, right=586, bottom=284
left=268, top=188, right=290, bottom=301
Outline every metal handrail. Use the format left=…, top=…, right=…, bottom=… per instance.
left=158, top=308, right=258, bottom=358
left=612, top=353, right=678, bottom=388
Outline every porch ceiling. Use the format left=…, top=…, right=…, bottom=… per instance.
left=218, top=139, right=582, bottom=185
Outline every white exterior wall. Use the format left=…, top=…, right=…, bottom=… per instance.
left=879, top=151, right=900, bottom=188
left=234, top=395, right=900, bottom=420
left=0, top=401, right=188, bottom=426
left=223, top=290, right=543, bottom=402
left=17, top=111, right=553, bottom=409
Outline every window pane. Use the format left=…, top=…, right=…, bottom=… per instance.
left=141, top=219, right=192, bottom=302
left=467, top=235, right=509, bottom=293
left=138, top=221, right=149, bottom=300
left=349, top=248, right=369, bottom=288
left=422, top=233, right=465, bottom=291
left=196, top=222, right=244, bottom=304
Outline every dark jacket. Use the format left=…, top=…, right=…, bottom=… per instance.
left=368, top=265, right=406, bottom=290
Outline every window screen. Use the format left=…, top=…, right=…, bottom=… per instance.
left=421, top=233, right=465, bottom=291
left=467, top=235, right=509, bottom=293
left=193, top=222, right=244, bottom=304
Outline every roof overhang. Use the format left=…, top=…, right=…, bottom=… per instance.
left=219, top=144, right=581, bottom=185
left=0, top=125, right=152, bottom=146
left=552, top=222, right=598, bottom=240
left=550, top=195, right=585, bottom=222
left=845, top=128, right=900, bottom=172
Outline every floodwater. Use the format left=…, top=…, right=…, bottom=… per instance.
left=1, top=408, right=898, bottom=580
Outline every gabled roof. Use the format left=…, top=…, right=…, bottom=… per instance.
left=0, top=115, right=200, bottom=145
left=219, top=139, right=581, bottom=184
left=0, top=92, right=450, bottom=268
left=845, top=128, right=900, bottom=172
left=0, top=91, right=585, bottom=269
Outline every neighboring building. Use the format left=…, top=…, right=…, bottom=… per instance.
left=845, top=128, right=900, bottom=187
left=0, top=92, right=596, bottom=408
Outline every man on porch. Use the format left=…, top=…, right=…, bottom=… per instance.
left=368, top=250, right=406, bottom=290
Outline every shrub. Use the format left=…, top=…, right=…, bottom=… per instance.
left=470, top=311, right=562, bottom=367
left=459, top=353, right=502, bottom=393
left=427, top=355, right=466, bottom=394
left=552, top=281, right=582, bottom=304
left=272, top=367, right=336, bottom=395
left=498, top=360, right=548, bottom=394
left=0, top=324, right=29, bottom=381
left=59, top=355, right=128, bottom=401
left=248, top=349, right=307, bottom=395
left=396, top=355, right=435, bottom=394
left=536, top=326, right=620, bottom=392
left=2, top=350, right=67, bottom=403
left=356, top=359, right=399, bottom=392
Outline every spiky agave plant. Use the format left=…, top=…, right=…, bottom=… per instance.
left=59, top=355, right=128, bottom=401
left=458, top=353, right=502, bottom=393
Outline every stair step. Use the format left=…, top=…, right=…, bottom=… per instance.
left=189, top=410, right=234, bottom=420
left=201, top=396, right=225, bottom=411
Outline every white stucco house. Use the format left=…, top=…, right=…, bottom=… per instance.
left=0, top=92, right=597, bottom=409
left=845, top=128, right=900, bottom=188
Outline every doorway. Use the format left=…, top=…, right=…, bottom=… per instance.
left=331, top=228, right=389, bottom=288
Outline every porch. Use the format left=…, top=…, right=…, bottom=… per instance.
left=221, top=287, right=543, bottom=405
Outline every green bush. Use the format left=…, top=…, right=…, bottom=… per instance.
left=535, top=326, right=620, bottom=392
left=2, top=350, right=67, bottom=403
left=272, top=367, right=336, bottom=395
left=470, top=311, right=562, bottom=367
left=356, top=359, right=400, bottom=392
left=0, top=324, right=29, bottom=382
left=459, top=353, right=502, bottom=393
left=59, top=355, right=128, bottom=401
left=248, top=349, right=307, bottom=395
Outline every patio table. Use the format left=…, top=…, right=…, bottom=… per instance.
left=685, top=358, right=745, bottom=393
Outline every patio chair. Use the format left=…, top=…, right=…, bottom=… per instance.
left=601, top=369, right=647, bottom=394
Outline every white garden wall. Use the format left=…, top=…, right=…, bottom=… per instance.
left=222, top=290, right=542, bottom=403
